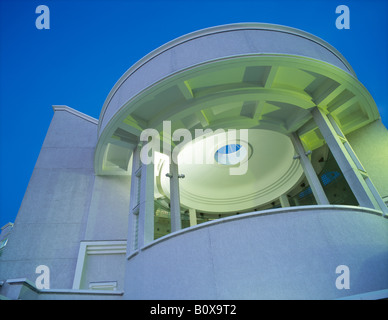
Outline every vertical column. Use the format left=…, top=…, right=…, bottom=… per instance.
left=189, top=208, right=197, bottom=227
left=279, top=194, right=290, bottom=208
left=290, top=132, right=330, bottom=205
left=138, top=155, right=155, bottom=247
left=127, top=146, right=141, bottom=254
left=312, top=107, right=387, bottom=214
left=169, top=161, right=182, bottom=232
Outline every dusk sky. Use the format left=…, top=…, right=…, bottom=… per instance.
left=0, top=0, right=387, bottom=227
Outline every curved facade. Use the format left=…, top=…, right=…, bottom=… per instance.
left=125, top=206, right=387, bottom=300
left=1, top=23, right=388, bottom=300
left=94, top=23, right=376, bottom=177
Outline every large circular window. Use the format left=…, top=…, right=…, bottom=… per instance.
left=214, top=144, right=248, bottom=165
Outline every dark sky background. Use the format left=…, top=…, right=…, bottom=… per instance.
left=0, top=0, right=387, bottom=227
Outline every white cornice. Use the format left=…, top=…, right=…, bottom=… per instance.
left=52, top=105, right=98, bottom=125
left=1, top=222, right=14, bottom=230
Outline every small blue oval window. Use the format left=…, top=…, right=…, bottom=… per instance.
left=214, top=144, right=247, bottom=165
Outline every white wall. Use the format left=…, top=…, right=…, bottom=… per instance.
left=347, top=119, right=388, bottom=200
left=0, top=109, right=97, bottom=289
left=84, top=175, right=130, bottom=241
left=124, top=206, right=388, bottom=299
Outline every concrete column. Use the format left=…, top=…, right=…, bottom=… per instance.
left=189, top=208, right=197, bottom=226
left=279, top=194, right=290, bottom=208
left=127, top=146, right=141, bottom=253
left=137, top=157, right=155, bottom=247
left=290, top=132, right=330, bottom=205
left=169, top=161, right=182, bottom=232
left=312, top=107, right=387, bottom=214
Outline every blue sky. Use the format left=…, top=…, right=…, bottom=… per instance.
left=0, top=0, right=387, bottom=227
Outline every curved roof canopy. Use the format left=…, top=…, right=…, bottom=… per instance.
left=93, top=23, right=380, bottom=211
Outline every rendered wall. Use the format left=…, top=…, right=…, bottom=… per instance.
left=124, top=206, right=388, bottom=300
left=0, top=109, right=97, bottom=289
left=84, top=175, right=130, bottom=241
left=347, top=119, right=388, bottom=200
left=0, top=107, right=132, bottom=292
left=80, top=253, right=126, bottom=290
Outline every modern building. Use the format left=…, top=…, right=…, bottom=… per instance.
left=0, top=23, right=387, bottom=300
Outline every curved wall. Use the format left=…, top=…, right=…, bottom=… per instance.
left=99, top=23, right=355, bottom=136
left=124, top=206, right=388, bottom=299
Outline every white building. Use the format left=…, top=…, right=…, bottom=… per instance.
left=1, top=23, right=388, bottom=300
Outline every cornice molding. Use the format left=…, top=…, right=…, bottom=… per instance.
left=52, top=105, right=98, bottom=125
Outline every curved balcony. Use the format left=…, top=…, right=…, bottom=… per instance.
left=124, top=205, right=388, bottom=300
left=92, top=23, right=388, bottom=299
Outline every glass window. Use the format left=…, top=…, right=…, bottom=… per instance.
left=214, top=144, right=248, bottom=165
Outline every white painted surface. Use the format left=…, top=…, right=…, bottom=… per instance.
left=124, top=206, right=388, bottom=300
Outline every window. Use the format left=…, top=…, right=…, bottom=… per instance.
left=214, top=144, right=248, bottom=165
